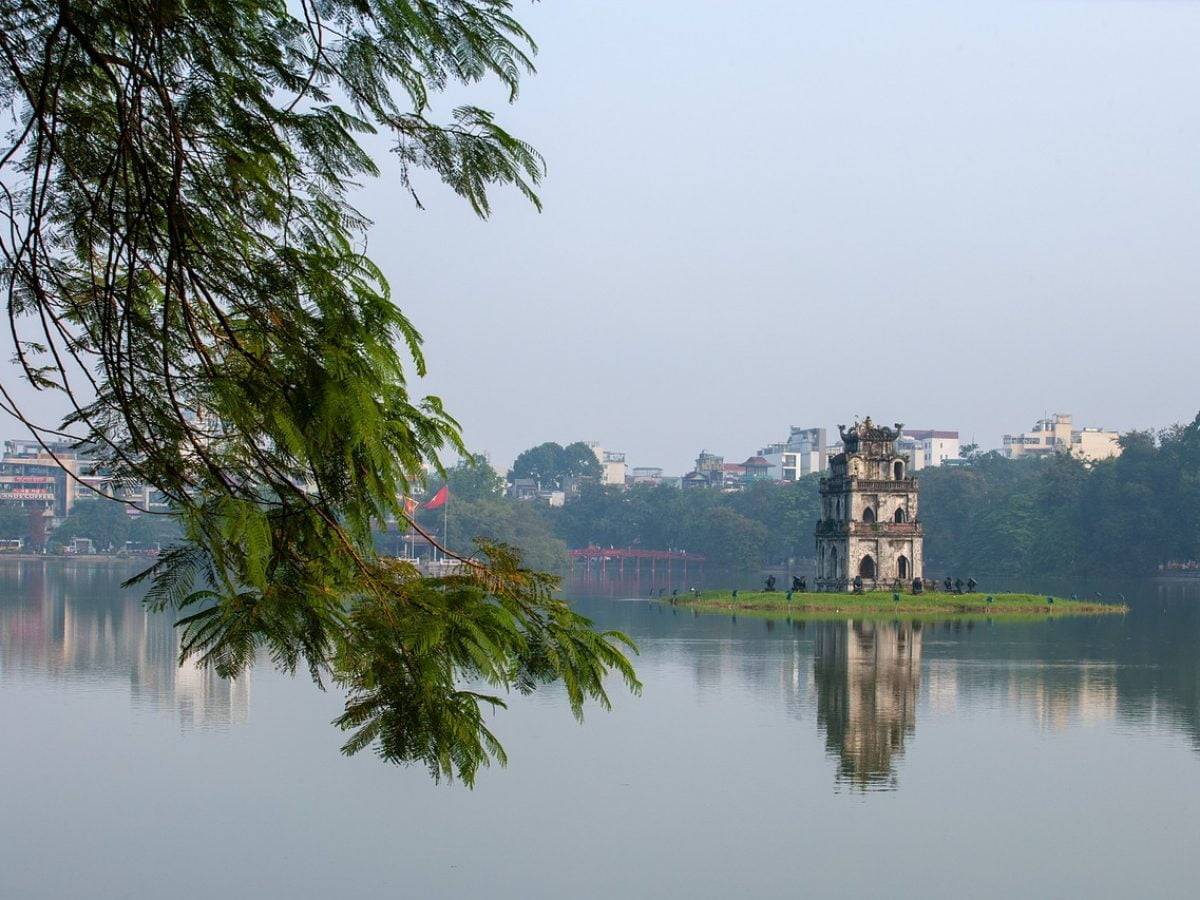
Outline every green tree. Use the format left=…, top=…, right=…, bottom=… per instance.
left=0, top=508, right=31, bottom=541
left=509, top=440, right=601, bottom=489
left=51, top=498, right=132, bottom=550
left=560, top=441, right=604, bottom=481
left=510, top=442, right=567, bottom=486
left=0, top=0, right=636, bottom=783
left=688, top=506, right=768, bottom=569
left=127, top=509, right=185, bottom=548
left=443, top=456, right=505, bottom=503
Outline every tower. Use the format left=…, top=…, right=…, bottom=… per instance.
left=815, top=417, right=923, bottom=591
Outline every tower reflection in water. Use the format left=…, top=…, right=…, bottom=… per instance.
left=813, top=620, right=921, bottom=791
left=0, top=561, right=249, bottom=727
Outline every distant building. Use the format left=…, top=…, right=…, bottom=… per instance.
left=905, top=429, right=960, bottom=467
left=68, top=537, right=96, bottom=555
left=741, top=456, right=772, bottom=481
left=695, top=451, right=723, bottom=479
left=587, top=443, right=627, bottom=487
left=892, top=436, right=926, bottom=471
left=0, top=440, right=82, bottom=518
left=508, top=477, right=566, bottom=506
left=628, top=466, right=665, bottom=486
left=1001, top=413, right=1121, bottom=462
left=720, top=462, right=747, bottom=489
left=508, top=478, right=539, bottom=501
left=758, top=426, right=827, bottom=480
left=683, top=451, right=725, bottom=489
left=1072, top=427, right=1122, bottom=462
left=682, top=451, right=749, bottom=490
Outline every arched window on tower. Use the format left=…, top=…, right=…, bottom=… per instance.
left=894, top=460, right=904, bottom=480
left=898, top=555, right=909, bottom=579
left=862, top=506, right=876, bottom=524
left=894, top=507, right=906, bottom=523
left=830, top=546, right=839, bottom=579
left=859, top=555, right=876, bottom=579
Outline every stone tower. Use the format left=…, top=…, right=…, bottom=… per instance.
left=815, top=417, right=923, bottom=591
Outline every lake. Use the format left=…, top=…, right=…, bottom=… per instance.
left=2, top=561, right=1198, bottom=898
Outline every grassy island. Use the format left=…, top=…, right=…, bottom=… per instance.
left=669, top=590, right=1127, bottom=618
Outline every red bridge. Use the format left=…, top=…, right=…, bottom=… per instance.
left=567, top=546, right=706, bottom=589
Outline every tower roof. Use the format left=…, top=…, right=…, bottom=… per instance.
left=837, top=417, right=903, bottom=453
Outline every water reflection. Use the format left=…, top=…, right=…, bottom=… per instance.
left=581, top=577, right=1200, bottom=792
left=813, top=621, right=921, bottom=790
left=0, top=560, right=248, bottom=727
left=5, top=561, right=1200, bottom=793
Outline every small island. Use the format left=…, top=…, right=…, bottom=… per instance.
left=670, top=589, right=1127, bottom=617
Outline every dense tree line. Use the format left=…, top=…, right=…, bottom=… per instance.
left=49, top=500, right=184, bottom=552
left=0, top=498, right=184, bottom=551
left=544, top=478, right=822, bottom=569
left=921, top=417, right=1200, bottom=576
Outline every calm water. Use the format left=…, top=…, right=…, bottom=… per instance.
left=2, top=562, right=1199, bottom=899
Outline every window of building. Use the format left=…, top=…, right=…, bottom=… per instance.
left=859, top=555, right=875, bottom=579
left=862, top=506, right=876, bottom=524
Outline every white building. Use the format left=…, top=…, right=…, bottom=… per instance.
left=587, top=443, right=627, bottom=487
left=906, top=429, right=960, bottom=467
left=1001, top=413, right=1121, bottom=462
left=757, top=426, right=827, bottom=481
left=893, top=436, right=927, bottom=471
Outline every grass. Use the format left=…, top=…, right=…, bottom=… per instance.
left=667, top=589, right=1127, bottom=618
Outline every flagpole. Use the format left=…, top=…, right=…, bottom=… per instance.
left=442, top=491, right=448, bottom=564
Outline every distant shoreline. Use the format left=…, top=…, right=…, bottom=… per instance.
left=0, top=554, right=145, bottom=564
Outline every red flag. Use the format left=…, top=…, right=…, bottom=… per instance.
left=423, top=486, right=449, bottom=510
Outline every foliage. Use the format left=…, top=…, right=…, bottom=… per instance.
left=545, top=475, right=822, bottom=570
left=509, top=441, right=602, bottom=489
left=440, top=455, right=506, bottom=503
left=127, top=507, right=187, bottom=548
left=50, top=497, right=132, bottom=550
left=919, top=415, right=1200, bottom=576
left=408, top=459, right=568, bottom=571
left=0, top=507, right=33, bottom=541
left=0, top=0, right=637, bottom=782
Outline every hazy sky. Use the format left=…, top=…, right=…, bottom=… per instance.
left=6, top=1, right=1200, bottom=474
